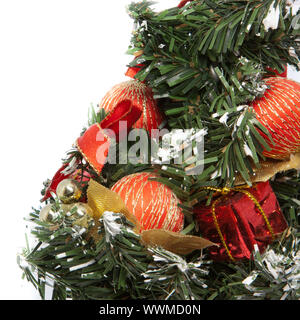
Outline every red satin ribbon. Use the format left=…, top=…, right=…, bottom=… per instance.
left=125, top=56, right=145, bottom=79
left=76, top=99, right=142, bottom=175
left=125, top=65, right=143, bottom=79
left=42, top=99, right=142, bottom=201
left=100, top=99, right=142, bottom=140
left=265, top=65, right=288, bottom=78
left=178, top=0, right=192, bottom=8
left=42, top=163, right=72, bottom=201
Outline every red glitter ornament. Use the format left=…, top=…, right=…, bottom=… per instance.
left=194, top=182, right=288, bottom=261
left=111, top=172, right=184, bottom=232
left=99, top=80, right=164, bottom=136
left=252, top=77, right=300, bottom=159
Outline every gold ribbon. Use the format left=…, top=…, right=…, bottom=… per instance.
left=200, top=185, right=275, bottom=262
left=87, top=179, right=142, bottom=233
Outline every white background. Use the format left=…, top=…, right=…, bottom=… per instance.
left=0, top=0, right=299, bottom=300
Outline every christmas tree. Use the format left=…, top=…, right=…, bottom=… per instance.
left=19, top=0, right=300, bottom=300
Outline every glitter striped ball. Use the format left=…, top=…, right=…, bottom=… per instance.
left=99, top=80, right=164, bottom=135
left=111, top=172, right=184, bottom=232
left=252, top=77, right=300, bottom=160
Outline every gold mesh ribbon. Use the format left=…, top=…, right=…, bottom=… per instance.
left=141, top=229, right=216, bottom=255
left=201, top=186, right=275, bottom=262
left=87, top=179, right=141, bottom=233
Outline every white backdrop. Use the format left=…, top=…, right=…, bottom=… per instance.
left=0, top=0, right=299, bottom=300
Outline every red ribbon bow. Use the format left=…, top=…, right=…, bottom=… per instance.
left=76, top=99, right=142, bottom=174
left=42, top=99, right=142, bottom=201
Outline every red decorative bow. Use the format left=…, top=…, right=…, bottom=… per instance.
left=42, top=99, right=142, bottom=202
left=76, top=99, right=142, bottom=174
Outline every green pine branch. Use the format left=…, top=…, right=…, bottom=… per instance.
left=19, top=205, right=211, bottom=300
left=126, top=0, right=300, bottom=189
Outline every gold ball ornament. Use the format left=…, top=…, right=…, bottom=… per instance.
left=56, top=179, right=82, bottom=204
left=69, top=203, right=94, bottom=220
left=67, top=202, right=95, bottom=231
left=39, top=204, right=58, bottom=223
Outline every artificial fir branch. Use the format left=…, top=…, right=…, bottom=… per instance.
left=126, top=0, right=300, bottom=188
left=19, top=208, right=213, bottom=299
left=143, top=247, right=210, bottom=300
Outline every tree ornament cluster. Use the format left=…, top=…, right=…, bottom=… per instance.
left=20, top=0, right=300, bottom=301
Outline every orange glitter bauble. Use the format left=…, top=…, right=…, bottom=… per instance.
left=251, top=77, right=300, bottom=160
left=111, top=172, right=184, bottom=232
left=99, top=80, right=164, bottom=135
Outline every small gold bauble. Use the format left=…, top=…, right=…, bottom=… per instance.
left=56, top=179, right=82, bottom=204
left=39, top=204, right=57, bottom=223
left=69, top=203, right=95, bottom=230
left=69, top=203, right=94, bottom=219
